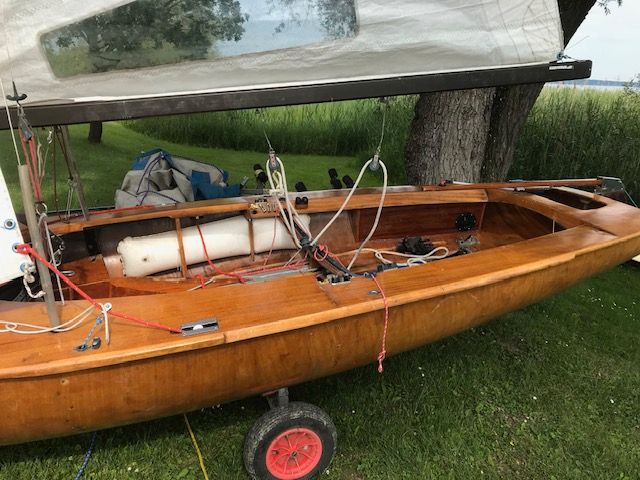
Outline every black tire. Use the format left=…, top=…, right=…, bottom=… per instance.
left=244, top=402, right=337, bottom=480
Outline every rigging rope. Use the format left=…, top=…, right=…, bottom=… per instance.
left=367, top=246, right=450, bottom=267
left=369, top=274, right=390, bottom=374
left=0, top=306, right=93, bottom=335
left=15, top=243, right=181, bottom=334
left=194, top=224, right=247, bottom=284
left=38, top=210, right=66, bottom=304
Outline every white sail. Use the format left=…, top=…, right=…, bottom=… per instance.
left=0, top=0, right=564, bottom=106
left=0, top=166, right=27, bottom=284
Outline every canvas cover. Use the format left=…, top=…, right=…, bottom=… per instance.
left=0, top=0, right=564, bottom=106
left=115, top=149, right=240, bottom=208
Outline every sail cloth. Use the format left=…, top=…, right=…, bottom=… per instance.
left=0, top=0, right=563, bottom=106
left=115, top=149, right=240, bottom=208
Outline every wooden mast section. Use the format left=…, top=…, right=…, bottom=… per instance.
left=18, top=165, right=60, bottom=327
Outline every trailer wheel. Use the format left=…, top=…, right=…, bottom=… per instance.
left=244, top=402, right=337, bottom=480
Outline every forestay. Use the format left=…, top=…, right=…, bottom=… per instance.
left=0, top=0, right=564, bottom=106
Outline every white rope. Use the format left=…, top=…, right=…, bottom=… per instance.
left=369, top=246, right=450, bottom=267
left=263, top=102, right=389, bottom=271
left=23, top=273, right=45, bottom=299
left=347, top=160, right=388, bottom=270
left=101, top=302, right=112, bottom=344
left=37, top=128, right=53, bottom=180
left=0, top=306, right=94, bottom=334
left=312, top=158, right=377, bottom=245
left=265, top=155, right=312, bottom=247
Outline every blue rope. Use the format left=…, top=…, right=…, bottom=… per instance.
left=74, top=315, right=103, bottom=352
left=73, top=432, right=97, bottom=480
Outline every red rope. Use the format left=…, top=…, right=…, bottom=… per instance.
left=371, top=275, right=390, bottom=373
left=262, top=217, right=278, bottom=267
left=195, top=273, right=206, bottom=289
left=243, top=260, right=307, bottom=276
left=16, top=244, right=181, bottom=334
left=313, top=244, right=329, bottom=262
left=194, top=224, right=247, bottom=284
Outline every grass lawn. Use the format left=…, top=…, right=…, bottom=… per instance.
left=0, top=122, right=375, bottom=211
left=0, top=123, right=638, bottom=479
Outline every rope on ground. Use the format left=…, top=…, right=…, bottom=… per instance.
left=73, top=432, right=97, bottom=480
left=184, top=413, right=210, bottom=480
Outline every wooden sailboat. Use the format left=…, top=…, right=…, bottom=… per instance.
left=2, top=179, right=640, bottom=445
left=1, top=0, right=637, bottom=478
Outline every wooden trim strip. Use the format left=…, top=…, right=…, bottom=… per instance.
left=422, top=178, right=602, bottom=191
left=48, top=189, right=489, bottom=235
left=174, top=218, right=189, bottom=279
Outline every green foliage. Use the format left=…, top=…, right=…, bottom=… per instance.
left=126, top=97, right=416, bottom=184
left=42, top=0, right=248, bottom=76
left=510, top=87, right=640, bottom=199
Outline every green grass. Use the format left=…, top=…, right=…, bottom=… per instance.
left=0, top=264, right=638, bottom=479
left=125, top=97, right=415, bottom=184
left=0, top=123, right=378, bottom=211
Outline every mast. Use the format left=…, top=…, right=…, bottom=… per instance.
left=18, top=164, right=61, bottom=327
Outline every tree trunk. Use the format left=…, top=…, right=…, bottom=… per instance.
left=404, top=0, right=597, bottom=185
left=88, top=121, right=103, bottom=144
left=404, top=88, right=495, bottom=183
left=480, top=83, right=544, bottom=181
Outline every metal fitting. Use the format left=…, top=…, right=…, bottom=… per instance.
left=2, top=218, right=16, bottom=230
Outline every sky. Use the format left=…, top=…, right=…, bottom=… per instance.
left=565, top=1, right=640, bottom=81
left=217, top=0, right=327, bottom=57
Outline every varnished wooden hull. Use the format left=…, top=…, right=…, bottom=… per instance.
left=1, top=186, right=640, bottom=445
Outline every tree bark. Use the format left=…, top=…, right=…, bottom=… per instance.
left=405, top=88, right=495, bottom=183
left=88, top=121, right=103, bottom=144
left=404, top=0, right=597, bottom=185
left=480, top=83, right=544, bottom=181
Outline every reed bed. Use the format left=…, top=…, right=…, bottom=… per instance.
left=126, top=97, right=416, bottom=184
left=511, top=87, right=640, bottom=198
left=127, top=87, right=640, bottom=196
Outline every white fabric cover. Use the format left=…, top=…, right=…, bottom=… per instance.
left=0, top=0, right=563, bottom=106
left=117, top=215, right=309, bottom=277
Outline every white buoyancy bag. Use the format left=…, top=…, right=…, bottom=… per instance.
left=117, top=215, right=309, bottom=277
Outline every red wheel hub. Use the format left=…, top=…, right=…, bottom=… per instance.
left=265, top=427, right=323, bottom=479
